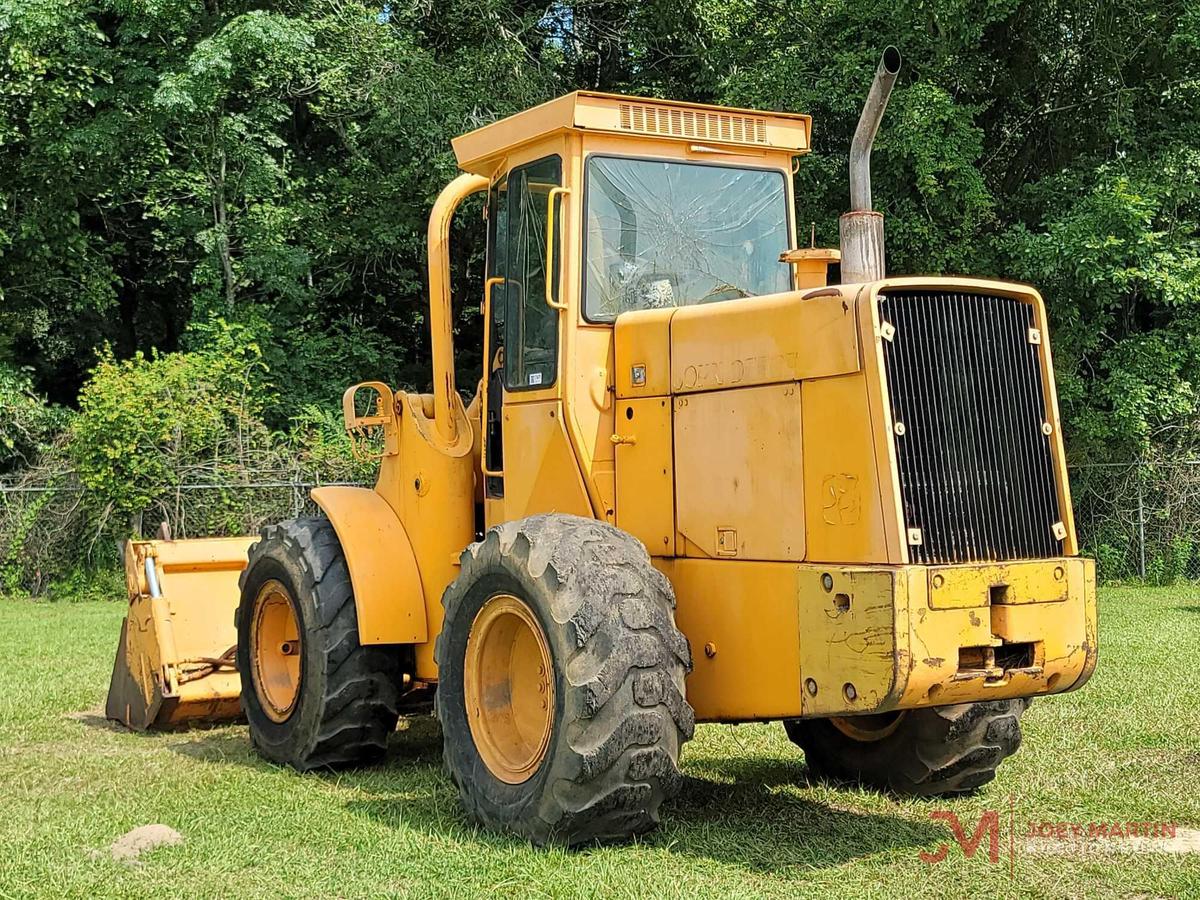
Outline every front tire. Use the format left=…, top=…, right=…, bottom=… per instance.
left=785, top=700, right=1029, bottom=795
left=236, top=518, right=403, bottom=770
left=435, top=514, right=694, bottom=846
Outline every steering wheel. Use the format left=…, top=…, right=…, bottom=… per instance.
left=698, top=283, right=752, bottom=304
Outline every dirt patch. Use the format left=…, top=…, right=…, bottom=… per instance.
left=94, top=825, right=184, bottom=863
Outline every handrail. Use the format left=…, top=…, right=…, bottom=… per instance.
left=544, top=187, right=570, bottom=311
left=427, top=172, right=489, bottom=445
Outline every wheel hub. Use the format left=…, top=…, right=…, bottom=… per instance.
left=829, top=711, right=906, bottom=742
left=464, top=593, right=555, bottom=784
left=250, top=580, right=302, bottom=723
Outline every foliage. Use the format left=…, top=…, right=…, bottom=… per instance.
left=285, top=403, right=379, bottom=485
left=38, top=565, right=125, bottom=604
left=0, top=442, right=89, bottom=595
left=68, top=320, right=272, bottom=534
left=0, top=316, right=381, bottom=594
left=0, top=365, right=71, bottom=473
left=2, top=0, right=1200, bottom=587
left=0, top=1, right=126, bottom=395
left=1003, top=151, right=1200, bottom=461
left=4, top=0, right=1197, bottom=457
left=708, top=0, right=1200, bottom=459
left=0, top=0, right=555, bottom=413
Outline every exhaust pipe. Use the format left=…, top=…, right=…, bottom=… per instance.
left=840, top=46, right=902, bottom=284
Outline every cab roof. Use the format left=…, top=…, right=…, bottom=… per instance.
left=451, top=91, right=812, bottom=175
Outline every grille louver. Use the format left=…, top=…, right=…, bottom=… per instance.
left=617, top=102, right=769, bottom=145
left=878, top=290, right=1063, bottom=565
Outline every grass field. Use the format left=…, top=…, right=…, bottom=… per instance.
left=0, top=586, right=1198, bottom=899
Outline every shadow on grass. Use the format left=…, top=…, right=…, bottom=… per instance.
left=66, top=709, right=128, bottom=732
left=161, top=716, right=939, bottom=871
left=166, top=713, right=443, bottom=771
left=345, top=748, right=941, bottom=872
left=69, top=700, right=246, bottom=735
left=168, top=729, right=258, bottom=765
left=1173, top=605, right=1200, bottom=613
left=655, top=758, right=941, bottom=871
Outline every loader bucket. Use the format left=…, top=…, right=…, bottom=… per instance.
left=106, top=536, right=256, bottom=730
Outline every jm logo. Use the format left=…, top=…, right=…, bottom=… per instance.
left=919, top=810, right=1001, bottom=864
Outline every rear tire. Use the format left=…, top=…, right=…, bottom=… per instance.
left=236, top=518, right=403, bottom=770
left=435, top=514, right=694, bottom=846
left=785, top=699, right=1029, bottom=795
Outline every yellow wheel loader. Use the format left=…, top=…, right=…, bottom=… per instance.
left=107, top=48, right=1097, bottom=845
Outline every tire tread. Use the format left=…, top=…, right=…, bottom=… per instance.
left=239, top=517, right=401, bottom=771
left=786, top=698, right=1028, bottom=796
left=435, top=514, right=694, bottom=846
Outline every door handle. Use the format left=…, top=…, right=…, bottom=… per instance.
left=544, top=187, right=570, bottom=311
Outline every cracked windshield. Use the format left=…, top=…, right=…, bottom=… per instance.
left=584, top=156, right=792, bottom=319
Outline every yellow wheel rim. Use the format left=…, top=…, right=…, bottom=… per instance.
left=830, top=711, right=906, bottom=742
left=251, top=580, right=302, bottom=723
left=464, top=593, right=555, bottom=784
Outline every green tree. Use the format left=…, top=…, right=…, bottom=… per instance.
left=68, top=320, right=271, bottom=533
left=3, top=0, right=1199, bottom=465
left=0, top=365, right=70, bottom=473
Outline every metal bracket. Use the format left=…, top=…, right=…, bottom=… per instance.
left=342, top=382, right=399, bottom=459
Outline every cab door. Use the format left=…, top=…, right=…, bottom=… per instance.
left=484, top=154, right=591, bottom=526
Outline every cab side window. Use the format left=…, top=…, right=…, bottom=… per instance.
left=502, top=156, right=562, bottom=390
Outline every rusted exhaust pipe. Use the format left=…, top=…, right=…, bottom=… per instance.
left=840, top=46, right=902, bottom=284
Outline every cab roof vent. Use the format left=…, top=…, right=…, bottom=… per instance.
left=618, top=102, right=769, bottom=145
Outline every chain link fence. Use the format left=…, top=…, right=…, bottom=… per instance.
left=4, top=460, right=1199, bottom=592
left=1069, top=460, right=1200, bottom=583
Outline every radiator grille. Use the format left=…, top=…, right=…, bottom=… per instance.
left=878, top=290, right=1064, bottom=564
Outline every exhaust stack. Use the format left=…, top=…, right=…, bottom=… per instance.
left=839, top=46, right=902, bottom=284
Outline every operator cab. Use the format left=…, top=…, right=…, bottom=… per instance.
left=454, top=91, right=817, bottom=327
left=451, top=92, right=820, bottom=519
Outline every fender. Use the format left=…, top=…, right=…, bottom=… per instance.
left=311, top=486, right=427, bottom=644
